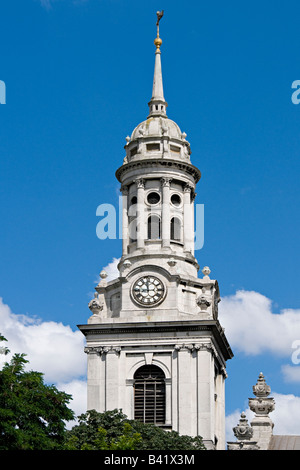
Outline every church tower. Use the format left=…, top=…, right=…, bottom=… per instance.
left=78, top=12, right=233, bottom=450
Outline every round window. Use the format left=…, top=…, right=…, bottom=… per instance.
left=171, top=193, right=181, bottom=207
left=147, top=192, right=160, bottom=205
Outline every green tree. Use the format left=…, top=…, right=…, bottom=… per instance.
left=65, top=409, right=206, bottom=450
left=65, top=420, right=142, bottom=450
left=0, top=334, right=75, bottom=450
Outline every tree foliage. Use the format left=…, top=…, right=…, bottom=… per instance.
left=65, top=420, right=142, bottom=450
left=65, top=409, right=206, bottom=450
left=0, top=334, right=74, bottom=450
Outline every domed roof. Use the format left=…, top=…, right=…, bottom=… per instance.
left=131, top=116, right=184, bottom=142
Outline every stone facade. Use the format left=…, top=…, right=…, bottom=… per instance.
left=80, top=319, right=231, bottom=450
left=78, top=13, right=233, bottom=450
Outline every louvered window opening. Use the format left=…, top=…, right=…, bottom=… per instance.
left=134, top=365, right=166, bottom=425
left=147, top=215, right=161, bottom=240
left=170, top=216, right=181, bottom=241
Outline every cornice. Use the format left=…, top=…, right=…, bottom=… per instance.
left=78, top=319, right=233, bottom=361
left=115, top=158, right=201, bottom=184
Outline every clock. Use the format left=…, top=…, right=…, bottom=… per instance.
left=132, top=276, right=165, bottom=306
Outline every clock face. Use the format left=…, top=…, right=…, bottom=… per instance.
left=132, top=276, right=165, bottom=307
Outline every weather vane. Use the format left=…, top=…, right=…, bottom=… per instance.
left=156, top=10, right=164, bottom=36
left=154, top=10, right=164, bottom=50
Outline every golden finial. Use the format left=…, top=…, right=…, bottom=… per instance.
left=154, top=10, right=164, bottom=50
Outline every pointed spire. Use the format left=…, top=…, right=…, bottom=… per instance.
left=148, top=11, right=168, bottom=117
left=152, top=39, right=164, bottom=101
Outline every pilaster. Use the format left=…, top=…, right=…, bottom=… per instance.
left=105, top=347, right=121, bottom=410
left=121, top=185, right=129, bottom=255
left=196, top=343, right=215, bottom=448
left=175, top=345, right=193, bottom=436
left=161, top=177, right=172, bottom=248
left=183, top=184, right=193, bottom=253
left=84, top=346, right=105, bottom=412
left=136, top=178, right=145, bottom=249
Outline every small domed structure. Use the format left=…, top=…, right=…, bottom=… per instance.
left=124, top=116, right=191, bottom=163
left=131, top=117, right=183, bottom=141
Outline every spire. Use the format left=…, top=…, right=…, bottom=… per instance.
left=148, top=11, right=168, bottom=117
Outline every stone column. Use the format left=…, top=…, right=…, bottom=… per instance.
left=85, top=347, right=105, bottom=412
left=161, top=177, right=172, bottom=248
left=175, top=345, right=193, bottom=436
left=183, top=184, right=193, bottom=253
left=165, top=378, right=172, bottom=426
left=190, top=191, right=196, bottom=256
left=196, top=343, right=215, bottom=449
left=136, top=178, right=145, bottom=249
left=104, top=347, right=121, bottom=411
left=214, top=371, right=226, bottom=450
left=121, top=185, right=129, bottom=256
left=117, top=349, right=127, bottom=413
left=171, top=349, right=179, bottom=431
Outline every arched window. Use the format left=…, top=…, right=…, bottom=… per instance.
left=147, top=215, right=161, bottom=240
left=170, top=217, right=181, bottom=242
left=134, top=365, right=166, bottom=424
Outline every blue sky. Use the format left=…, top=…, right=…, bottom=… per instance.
left=1, top=0, right=300, bottom=440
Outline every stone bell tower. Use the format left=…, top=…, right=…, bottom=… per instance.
left=78, top=12, right=233, bottom=450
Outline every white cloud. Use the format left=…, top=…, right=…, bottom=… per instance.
left=281, top=364, right=300, bottom=383
left=56, top=379, right=87, bottom=428
left=272, top=392, right=300, bottom=435
left=102, top=257, right=120, bottom=282
left=0, top=297, right=86, bottom=400
left=92, top=258, right=120, bottom=292
left=0, top=297, right=88, bottom=419
left=219, top=290, right=300, bottom=357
